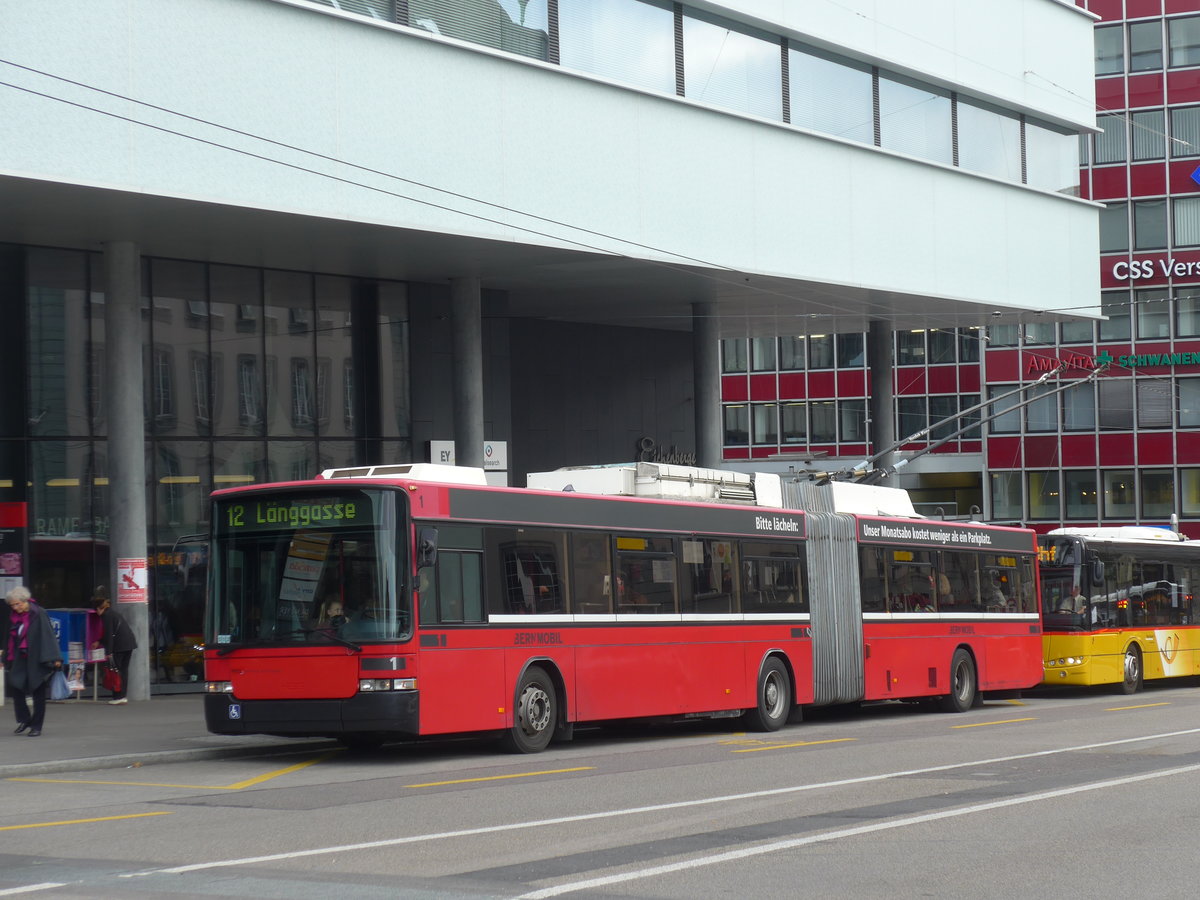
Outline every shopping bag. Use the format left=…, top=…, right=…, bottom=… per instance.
left=102, top=664, right=123, bottom=695
left=49, top=669, right=71, bottom=701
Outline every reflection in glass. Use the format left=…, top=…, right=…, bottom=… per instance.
left=1062, top=380, right=1096, bottom=431
left=1025, top=120, right=1082, bottom=194
left=682, top=10, right=782, bottom=121
left=378, top=282, right=411, bottom=439
left=28, top=249, right=91, bottom=438
left=265, top=271, right=315, bottom=437
left=878, top=74, right=951, bottom=164
left=721, top=338, right=747, bottom=373
left=558, top=0, right=675, bottom=94
left=1095, top=24, right=1123, bottom=75
left=1104, top=469, right=1135, bottom=518
left=751, top=403, right=778, bottom=445
left=990, top=472, right=1023, bottom=521
left=1099, top=291, right=1131, bottom=341
left=406, top=0, right=549, bottom=61
left=957, top=100, right=1020, bottom=181
left=1027, top=470, right=1060, bottom=519
left=788, top=45, right=873, bottom=144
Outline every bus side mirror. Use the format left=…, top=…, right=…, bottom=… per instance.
left=1092, top=558, right=1105, bottom=584
left=418, top=527, right=439, bottom=569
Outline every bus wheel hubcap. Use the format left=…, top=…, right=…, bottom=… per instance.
left=519, top=685, right=551, bottom=734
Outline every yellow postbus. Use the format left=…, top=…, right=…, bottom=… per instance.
left=1039, top=527, right=1200, bottom=693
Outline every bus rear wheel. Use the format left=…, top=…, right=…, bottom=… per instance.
left=939, top=649, right=977, bottom=713
left=743, top=657, right=791, bottom=732
left=502, top=665, right=556, bottom=753
left=1118, top=645, right=1143, bottom=694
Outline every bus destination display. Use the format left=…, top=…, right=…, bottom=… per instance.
left=219, top=496, right=365, bottom=532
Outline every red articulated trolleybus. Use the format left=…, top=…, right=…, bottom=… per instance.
left=204, top=462, right=1043, bottom=752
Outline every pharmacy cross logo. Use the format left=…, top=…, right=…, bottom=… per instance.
left=1095, top=351, right=1114, bottom=367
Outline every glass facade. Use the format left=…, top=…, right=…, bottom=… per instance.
left=8, top=246, right=410, bottom=684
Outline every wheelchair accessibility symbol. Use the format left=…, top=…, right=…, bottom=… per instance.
left=228, top=704, right=242, bottom=720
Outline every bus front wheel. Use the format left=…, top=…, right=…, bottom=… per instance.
left=939, top=649, right=977, bottom=713
left=1118, top=645, right=1144, bottom=694
left=502, top=665, right=557, bottom=753
left=743, top=657, right=791, bottom=732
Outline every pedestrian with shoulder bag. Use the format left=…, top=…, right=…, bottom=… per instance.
left=1, top=586, right=63, bottom=736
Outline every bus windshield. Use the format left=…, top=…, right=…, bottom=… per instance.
left=208, top=489, right=406, bottom=648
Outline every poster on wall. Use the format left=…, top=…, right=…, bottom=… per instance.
left=117, top=557, right=148, bottom=603
left=0, top=501, right=27, bottom=583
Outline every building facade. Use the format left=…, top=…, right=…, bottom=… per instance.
left=721, top=0, right=1200, bottom=537
left=1, top=0, right=1095, bottom=686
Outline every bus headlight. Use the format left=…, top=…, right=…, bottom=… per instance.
left=206, top=681, right=234, bottom=693
left=359, top=678, right=417, bottom=692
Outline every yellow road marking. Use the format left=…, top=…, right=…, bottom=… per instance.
left=407, top=767, right=595, bottom=788
left=951, top=717, right=1037, bottom=729
left=733, top=738, right=856, bottom=753
left=0, top=812, right=171, bottom=832
left=1106, top=702, right=1170, bottom=711
left=9, top=752, right=339, bottom=791
left=1004, top=698, right=1027, bottom=705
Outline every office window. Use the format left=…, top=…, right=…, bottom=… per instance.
left=750, top=337, right=777, bottom=372
left=1028, top=471, right=1060, bottom=520
left=1104, top=470, right=1136, bottom=518
left=1064, top=470, right=1098, bottom=519
left=1183, top=469, right=1200, bottom=516
left=897, top=330, right=926, bottom=366
left=957, top=99, right=1021, bottom=181
left=789, top=45, right=874, bottom=145
left=405, top=0, right=549, bottom=61
left=343, top=357, right=355, bottom=432
left=723, top=404, right=749, bottom=444
left=1182, top=379, right=1200, bottom=428
left=1098, top=378, right=1134, bottom=430
left=721, top=338, right=747, bottom=373
left=809, top=401, right=836, bottom=443
left=878, top=73, right=952, bottom=164
left=682, top=10, right=782, bottom=121
left=1061, top=317, right=1094, bottom=343
left=1094, top=114, right=1127, bottom=165
left=290, top=359, right=315, bottom=428
left=751, top=403, right=778, bottom=445
left=1141, top=471, right=1174, bottom=519
left=959, top=327, right=981, bottom=362
left=929, top=395, right=957, bottom=441
left=1137, top=380, right=1173, bottom=429
left=959, top=393, right=982, bottom=440
left=839, top=399, right=866, bottom=442
left=1170, top=106, right=1200, bottom=158
left=1168, top=15, right=1200, bottom=67
left=1026, top=384, right=1058, bottom=433
left=558, top=0, right=676, bottom=95
left=928, top=329, right=957, bottom=364
left=1099, top=291, right=1132, bottom=341
left=836, top=333, right=865, bottom=367
left=1134, top=200, right=1168, bottom=250
left=1178, top=290, right=1200, bottom=337
left=990, top=472, right=1023, bottom=521
left=1131, top=109, right=1166, bottom=160
left=896, top=397, right=927, bottom=441
left=987, top=386, right=1020, bottom=434
left=779, top=336, right=806, bottom=370
left=152, top=347, right=175, bottom=426
left=1136, top=287, right=1171, bottom=339
left=1130, top=21, right=1163, bottom=72
left=1099, top=202, right=1130, bottom=253
left=191, top=353, right=211, bottom=428
left=1174, top=197, right=1200, bottom=246
left=1024, top=321, right=1056, bottom=346
left=781, top=402, right=807, bottom=444
left=1026, top=120, right=1081, bottom=194
left=1062, top=380, right=1096, bottom=431
left=808, top=334, right=834, bottom=369
left=1096, top=24, right=1124, bottom=75
left=987, top=323, right=1019, bottom=347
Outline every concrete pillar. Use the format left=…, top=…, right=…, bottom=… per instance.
left=450, top=277, right=484, bottom=468
left=867, top=319, right=895, bottom=476
left=104, top=241, right=150, bottom=701
left=692, top=301, right=722, bottom=468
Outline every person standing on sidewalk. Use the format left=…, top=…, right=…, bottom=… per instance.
left=90, top=586, right=137, bottom=705
left=1, top=586, right=63, bottom=736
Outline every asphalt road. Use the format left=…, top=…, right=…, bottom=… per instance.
left=4, top=682, right=1200, bottom=899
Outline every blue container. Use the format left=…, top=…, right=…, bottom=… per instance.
left=45, top=609, right=88, bottom=660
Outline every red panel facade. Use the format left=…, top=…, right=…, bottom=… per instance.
left=1137, top=432, right=1175, bottom=465
left=721, top=374, right=748, bottom=402
left=1098, top=433, right=1136, bottom=466
left=1089, top=166, right=1127, bottom=199
left=1060, top=434, right=1097, bottom=467
left=748, top=374, right=777, bottom=401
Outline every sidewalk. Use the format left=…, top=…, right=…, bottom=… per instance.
left=0, top=694, right=335, bottom=778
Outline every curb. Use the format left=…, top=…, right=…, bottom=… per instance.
left=0, top=739, right=341, bottom=779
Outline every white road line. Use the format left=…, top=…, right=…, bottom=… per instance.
left=517, top=762, right=1200, bottom=898
left=123, top=726, right=1200, bottom=879
left=0, top=885, right=69, bottom=897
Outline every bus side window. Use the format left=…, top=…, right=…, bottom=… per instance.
left=570, top=532, right=612, bottom=615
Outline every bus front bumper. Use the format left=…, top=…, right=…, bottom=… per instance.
left=204, top=690, right=419, bottom=737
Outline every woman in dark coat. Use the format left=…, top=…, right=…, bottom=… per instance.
left=91, top=586, right=137, bottom=704
left=2, top=585, right=63, bottom=736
